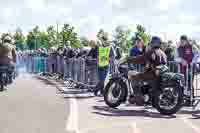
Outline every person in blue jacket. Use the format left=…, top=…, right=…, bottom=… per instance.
left=129, top=36, right=145, bottom=71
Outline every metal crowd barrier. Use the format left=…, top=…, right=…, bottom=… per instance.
left=27, top=56, right=48, bottom=74
left=63, top=58, right=98, bottom=86
left=190, top=63, right=200, bottom=105
left=25, top=55, right=99, bottom=86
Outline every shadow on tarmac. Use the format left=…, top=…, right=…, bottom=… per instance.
left=36, top=76, right=55, bottom=85
left=92, top=105, right=176, bottom=119
left=35, top=75, right=95, bottom=100
left=177, top=109, right=200, bottom=115
left=92, top=104, right=200, bottom=119
left=64, top=95, right=94, bottom=99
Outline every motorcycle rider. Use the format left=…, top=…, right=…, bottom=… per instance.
left=128, top=36, right=167, bottom=105
left=0, top=34, right=17, bottom=84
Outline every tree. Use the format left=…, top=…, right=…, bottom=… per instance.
left=97, top=28, right=105, bottom=42
left=47, top=25, right=57, bottom=48
left=14, top=28, right=26, bottom=50
left=72, top=39, right=82, bottom=48
left=113, top=25, right=131, bottom=52
left=33, top=26, right=40, bottom=36
left=60, top=24, right=80, bottom=48
left=80, top=37, right=89, bottom=47
left=26, top=32, right=35, bottom=50
left=39, top=32, right=49, bottom=49
left=132, top=24, right=150, bottom=46
left=32, top=26, right=41, bottom=49
left=191, top=40, right=200, bottom=52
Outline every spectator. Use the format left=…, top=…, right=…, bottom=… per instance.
left=63, top=45, right=76, bottom=59
left=94, top=32, right=115, bottom=96
left=87, top=40, right=98, bottom=59
left=165, top=41, right=174, bottom=62
left=175, top=35, right=199, bottom=72
left=63, top=42, right=76, bottom=79
left=175, top=35, right=199, bottom=105
left=129, top=36, right=145, bottom=71
left=48, top=47, right=57, bottom=74
left=56, top=47, right=64, bottom=77
left=85, top=40, right=98, bottom=86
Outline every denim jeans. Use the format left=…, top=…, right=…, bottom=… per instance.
left=95, top=66, right=109, bottom=92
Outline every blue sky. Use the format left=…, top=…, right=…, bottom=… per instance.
left=0, top=0, right=199, bottom=40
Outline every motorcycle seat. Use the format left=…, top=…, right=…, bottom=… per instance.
left=0, top=66, right=9, bottom=73
left=0, top=65, right=14, bottom=72
left=0, top=66, right=8, bottom=70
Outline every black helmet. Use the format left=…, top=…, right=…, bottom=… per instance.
left=180, top=35, right=188, bottom=41
left=150, top=36, right=161, bottom=49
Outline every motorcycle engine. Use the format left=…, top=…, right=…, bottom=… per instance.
left=129, top=82, right=151, bottom=105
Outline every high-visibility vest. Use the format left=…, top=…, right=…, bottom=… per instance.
left=98, top=47, right=111, bottom=67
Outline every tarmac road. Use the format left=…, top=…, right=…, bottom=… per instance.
left=0, top=74, right=69, bottom=133
left=1, top=74, right=200, bottom=133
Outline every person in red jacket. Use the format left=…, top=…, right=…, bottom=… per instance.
left=175, top=35, right=199, bottom=105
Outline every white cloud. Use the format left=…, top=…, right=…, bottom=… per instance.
left=77, top=15, right=102, bottom=39
left=0, top=0, right=199, bottom=40
left=158, top=0, right=181, bottom=11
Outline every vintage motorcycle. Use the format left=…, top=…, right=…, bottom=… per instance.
left=103, top=58, right=185, bottom=115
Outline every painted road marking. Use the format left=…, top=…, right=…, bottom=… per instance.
left=65, top=94, right=81, bottom=133
left=182, top=118, right=200, bottom=133
left=132, top=122, right=142, bottom=133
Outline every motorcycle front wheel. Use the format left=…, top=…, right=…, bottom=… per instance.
left=104, top=79, right=128, bottom=108
left=154, top=83, right=183, bottom=115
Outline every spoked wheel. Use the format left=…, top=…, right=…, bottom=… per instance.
left=154, top=84, right=183, bottom=115
left=104, top=79, right=127, bottom=108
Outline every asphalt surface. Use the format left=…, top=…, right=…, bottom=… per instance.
left=1, top=74, right=200, bottom=133
left=0, top=74, right=69, bottom=133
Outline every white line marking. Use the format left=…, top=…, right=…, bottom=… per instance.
left=65, top=94, right=81, bottom=133
left=132, top=122, right=142, bottom=133
left=182, top=118, right=200, bottom=133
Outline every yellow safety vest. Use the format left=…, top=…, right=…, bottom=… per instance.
left=98, top=47, right=111, bottom=67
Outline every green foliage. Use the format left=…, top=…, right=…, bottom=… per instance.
left=72, top=39, right=82, bottom=48
left=47, top=25, right=57, bottom=48
left=14, top=29, right=26, bottom=50
left=60, top=24, right=80, bottom=48
left=5, top=24, right=152, bottom=52
left=80, top=37, right=89, bottom=47
left=132, top=24, right=150, bottom=46
left=97, top=29, right=105, bottom=43
left=113, top=26, right=131, bottom=52
left=26, top=32, right=35, bottom=50
left=38, top=32, right=48, bottom=49
left=191, top=40, right=200, bottom=53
